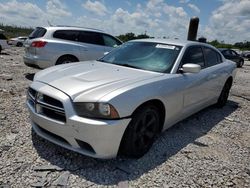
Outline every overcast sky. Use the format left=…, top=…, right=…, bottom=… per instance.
left=0, top=0, right=249, bottom=44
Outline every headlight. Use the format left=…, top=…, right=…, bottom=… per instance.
left=74, top=102, right=120, bottom=119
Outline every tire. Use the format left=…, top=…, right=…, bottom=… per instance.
left=238, top=60, right=244, bottom=68
left=56, top=56, right=78, bottom=65
left=16, top=42, right=23, bottom=47
left=216, top=80, right=232, bottom=108
left=119, top=104, right=160, bottom=158
left=0, top=45, right=2, bottom=54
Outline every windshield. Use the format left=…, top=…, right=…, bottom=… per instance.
left=99, top=41, right=182, bottom=73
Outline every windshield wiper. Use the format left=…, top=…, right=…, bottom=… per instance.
left=116, top=63, right=140, bottom=69
left=97, top=59, right=109, bottom=63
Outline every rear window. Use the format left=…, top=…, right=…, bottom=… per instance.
left=0, top=33, right=7, bottom=40
left=29, top=27, right=47, bottom=39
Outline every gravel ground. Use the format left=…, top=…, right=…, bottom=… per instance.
left=0, top=47, right=249, bottom=188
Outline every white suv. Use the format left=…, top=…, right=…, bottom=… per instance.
left=0, top=32, right=9, bottom=53
left=23, top=26, right=122, bottom=69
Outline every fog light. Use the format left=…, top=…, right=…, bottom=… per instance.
left=36, top=104, right=42, bottom=114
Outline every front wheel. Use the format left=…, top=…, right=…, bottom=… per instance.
left=119, top=105, right=160, bottom=158
left=216, top=80, right=232, bottom=108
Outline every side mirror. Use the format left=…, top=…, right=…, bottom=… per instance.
left=181, top=63, right=201, bottom=73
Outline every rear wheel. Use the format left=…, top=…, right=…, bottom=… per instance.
left=119, top=105, right=160, bottom=158
left=56, top=56, right=78, bottom=65
left=216, top=80, right=232, bottom=108
left=238, top=60, right=244, bottom=68
left=16, top=42, right=23, bottom=47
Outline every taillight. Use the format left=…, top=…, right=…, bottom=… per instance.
left=31, top=41, right=47, bottom=48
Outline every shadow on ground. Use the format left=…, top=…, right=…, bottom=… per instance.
left=32, top=100, right=238, bottom=185
left=24, top=73, right=35, bottom=81
left=0, top=52, right=10, bottom=55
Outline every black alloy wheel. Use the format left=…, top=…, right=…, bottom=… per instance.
left=216, top=80, right=232, bottom=108
left=119, top=105, right=160, bottom=158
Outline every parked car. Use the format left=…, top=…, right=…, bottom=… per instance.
left=242, top=51, right=250, bottom=60
left=27, top=39, right=237, bottom=159
left=218, top=48, right=244, bottom=67
left=8, top=36, right=28, bottom=47
left=23, top=26, right=122, bottom=69
left=0, top=32, right=9, bottom=53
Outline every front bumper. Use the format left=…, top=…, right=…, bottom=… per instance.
left=27, top=81, right=131, bottom=159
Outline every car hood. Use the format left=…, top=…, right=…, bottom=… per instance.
left=34, top=61, right=163, bottom=101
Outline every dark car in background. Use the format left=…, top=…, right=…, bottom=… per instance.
left=218, top=48, right=244, bottom=68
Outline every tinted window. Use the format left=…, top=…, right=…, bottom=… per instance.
left=29, top=27, right=46, bottom=39
left=203, top=47, right=220, bottom=67
left=182, top=46, right=205, bottom=68
left=53, top=30, right=79, bottom=41
left=0, top=33, right=7, bottom=40
left=102, top=34, right=122, bottom=47
left=100, top=42, right=182, bottom=73
left=222, top=50, right=231, bottom=56
left=78, top=31, right=104, bottom=45
left=231, top=50, right=238, bottom=56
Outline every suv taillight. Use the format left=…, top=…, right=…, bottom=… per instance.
left=31, top=41, right=47, bottom=48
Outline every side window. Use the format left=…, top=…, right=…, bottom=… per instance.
left=223, top=50, right=231, bottom=56
left=78, top=31, right=104, bottom=46
left=53, top=30, right=79, bottom=41
left=203, top=47, right=219, bottom=67
left=181, top=46, right=205, bottom=68
left=102, top=34, right=122, bottom=47
left=231, top=50, right=238, bottom=56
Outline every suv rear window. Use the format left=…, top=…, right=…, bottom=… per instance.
left=29, top=27, right=46, bottom=39
left=0, top=33, right=7, bottom=40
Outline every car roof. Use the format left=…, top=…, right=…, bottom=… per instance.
left=42, top=26, right=104, bottom=33
left=130, top=38, right=213, bottom=47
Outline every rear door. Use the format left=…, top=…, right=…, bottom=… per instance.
left=202, top=46, right=225, bottom=99
left=77, top=31, right=106, bottom=61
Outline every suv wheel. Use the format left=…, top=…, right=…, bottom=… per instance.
left=16, top=42, right=23, bottom=47
left=119, top=104, right=160, bottom=158
left=56, top=56, right=78, bottom=65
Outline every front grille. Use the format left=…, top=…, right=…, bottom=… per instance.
left=27, top=87, right=66, bottom=122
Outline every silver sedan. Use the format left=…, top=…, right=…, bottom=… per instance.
left=27, top=39, right=237, bottom=158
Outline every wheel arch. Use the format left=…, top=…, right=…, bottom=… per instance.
left=131, top=99, right=166, bottom=133
left=55, top=54, right=79, bottom=65
left=226, top=76, right=233, bottom=88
